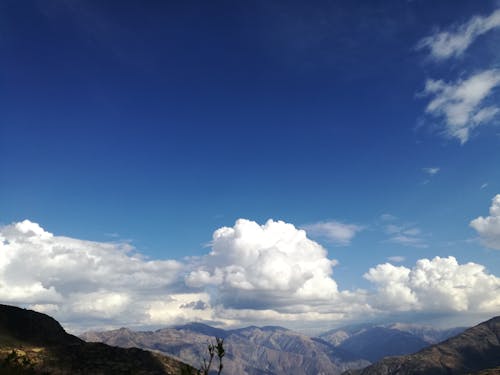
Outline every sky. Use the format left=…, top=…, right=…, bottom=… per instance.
left=1, top=0, right=500, bottom=334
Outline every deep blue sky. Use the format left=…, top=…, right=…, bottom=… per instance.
left=1, top=0, right=500, bottom=316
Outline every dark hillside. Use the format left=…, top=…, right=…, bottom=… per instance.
left=0, top=304, right=196, bottom=374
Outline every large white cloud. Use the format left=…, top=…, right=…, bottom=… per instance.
left=364, top=256, right=500, bottom=313
left=422, top=69, right=500, bottom=144
left=417, top=8, right=500, bottom=60
left=186, top=219, right=340, bottom=310
left=470, top=194, right=500, bottom=249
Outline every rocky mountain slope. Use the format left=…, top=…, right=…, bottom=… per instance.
left=82, top=323, right=370, bottom=375
left=344, top=316, right=500, bottom=375
left=0, top=304, right=196, bottom=374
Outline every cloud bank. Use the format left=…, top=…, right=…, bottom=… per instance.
left=1, top=216, right=500, bottom=331
left=0, top=220, right=196, bottom=330
left=417, top=8, right=500, bottom=60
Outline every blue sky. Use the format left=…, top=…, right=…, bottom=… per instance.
left=1, top=0, right=500, bottom=332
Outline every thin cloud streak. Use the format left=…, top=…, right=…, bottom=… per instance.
left=423, top=167, right=440, bottom=176
left=302, top=220, right=364, bottom=245
left=417, top=8, right=500, bottom=60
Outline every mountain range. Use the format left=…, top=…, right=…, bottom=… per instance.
left=81, top=320, right=464, bottom=374
left=82, top=324, right=369, bottom=375
left=2, top=302, right=497, bottom=375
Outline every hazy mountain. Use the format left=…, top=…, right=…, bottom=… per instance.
left=319, top=324, right=377, bottom=347
left=0, top=304, right=196, bottom=374
left=387, top=323, right=466, bottom=344
left=82, top=324, right=369, bottom=375
left=344, top=316, right=500, bottom=375
left=338, top=327, right=428, bottom=362
left=319, top=322, right=465, bottom=362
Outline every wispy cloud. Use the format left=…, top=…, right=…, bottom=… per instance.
left=302, top=220, right=364, bottom=245
left=384, top=223, right=427, bottom=248
left=417, top=8, right=500, bottom=60
left=422, top=69, right=500, bottom=144
left=423, top=167, right=440, bottom=176
left=387, top=256, right=405, bottom=263
left=388, top=235, right=427, bottom=248
left=380, top=213, right=397, bottom=222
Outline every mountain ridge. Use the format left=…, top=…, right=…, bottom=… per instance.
left=343, top=315, right=500, bottom=375
left=82, top=323, right=370, bottom=375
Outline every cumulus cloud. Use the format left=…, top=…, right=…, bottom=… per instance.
left=422, top=69, right=500, bottom=144
left=302, top=220, right=363, bottom=245
left=186, top=219, right=340, bottom=310
left=417, top=8, right=500, bottom=60
left=470, top=194, right=500, bottom=249
left=365, top=256, right=500, bottom=313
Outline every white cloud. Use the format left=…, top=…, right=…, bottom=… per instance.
left=422, top=69, right=500, bottom=144
left=470, top=194, right=500, bottom=249
left=365, top=256, right=500, bottom=313
left=417, top=8, right=500, bottom=60
left=186, top=219, right=341, bottom=310
left=423, top=167, right=440, bottom=176
left=387, top=256, right=405, bottom=263
left=302, top=220, right=363, bottom=245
